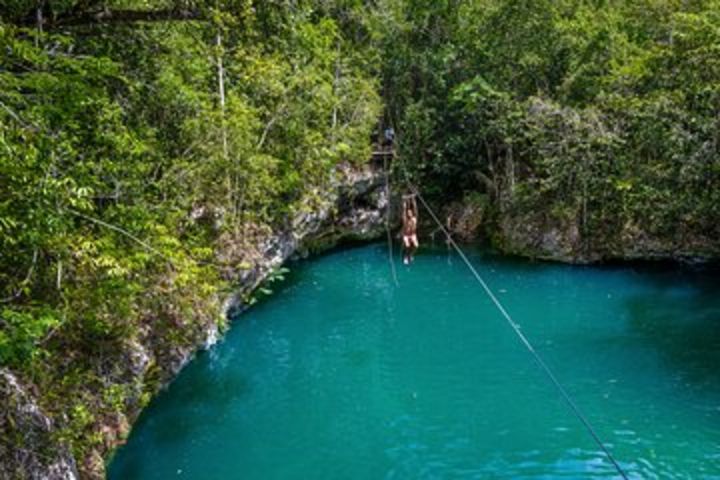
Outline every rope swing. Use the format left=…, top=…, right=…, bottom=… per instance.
left=383, top=155, right=399, bottom=287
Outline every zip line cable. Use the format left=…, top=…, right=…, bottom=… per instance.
left=388, top=144, right=629, bottom=479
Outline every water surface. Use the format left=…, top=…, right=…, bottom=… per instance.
left=109, top=244, right=720, bottom=479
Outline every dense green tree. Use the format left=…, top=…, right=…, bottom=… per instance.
left=379, top=0, right=720, bottom=255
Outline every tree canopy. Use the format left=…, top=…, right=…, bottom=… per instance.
left=379, top=0, right=720, bottom=255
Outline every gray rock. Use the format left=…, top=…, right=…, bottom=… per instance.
left=0, top=369, right=78, bottom=480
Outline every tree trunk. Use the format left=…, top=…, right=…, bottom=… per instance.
left=35, top=3, right=43, bottom=48
left=506, top=142, right=515, bottom=196
left=216, top=32, right=228, bottom=163
left=331, top=39, right=341, bottom=142
left=216, top=31, right=236, bottom=230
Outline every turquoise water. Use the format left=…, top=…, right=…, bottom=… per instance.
left=109, top=244, right=720, bottom=479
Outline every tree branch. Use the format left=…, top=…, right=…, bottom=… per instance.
left=0, top=249, right=39, bottom=304
left=66, top=208, right=172, bottom=262
left=257, top=109, right=284, bottom=150
left=63, top=8, right=202, bottom=26
left=0, top=99, right=39, bottom=132
left=21, top=8, right=203, bottom=28
left=66, top=208, right=224, bottom=269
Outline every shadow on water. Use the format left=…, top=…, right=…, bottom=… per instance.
left=109, top=452, right=143, bottom=480
left=623, top=265, right=720, bottom=387
left=109, top=354, right=253, bottom=478
left=130, top=358, right=252, bottom=444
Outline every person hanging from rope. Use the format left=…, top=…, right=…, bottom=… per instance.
left=402, top=194, right=419, bottom=264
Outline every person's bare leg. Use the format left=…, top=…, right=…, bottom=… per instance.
left=403, top=236, right=410, bottom=264
left=408, top=235, right=418, bottom=262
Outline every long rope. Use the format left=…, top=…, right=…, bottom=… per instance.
left=407, top=184, right=629, bottom=479
left=383, top=154, right=399, bottom=287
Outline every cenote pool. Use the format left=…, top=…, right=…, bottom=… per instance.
left=108, top=244, right=720, bottom=479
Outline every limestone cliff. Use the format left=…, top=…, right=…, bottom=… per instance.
left=442, top=197, right=719, bottom=264
left=0, top=164, right=387, bottom=480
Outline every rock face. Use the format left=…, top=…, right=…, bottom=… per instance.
left=223, top=163, right=388, bottom=315
left=0, top=370, right=78, bottom=480
left=493, top=212, right=720, bottom=263
left=446, top=199, right=720, bottom=264
left=1, top=164, right=387, bottom=480
left=443, top=197, right=488, bottom=243
left=495, top=212, right=590, bottom=263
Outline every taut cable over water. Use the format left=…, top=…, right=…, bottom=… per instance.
left=386, top=145, right=629, bottom=478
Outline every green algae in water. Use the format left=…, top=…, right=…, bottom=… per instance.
left=109, top=245, right=720, bottom=479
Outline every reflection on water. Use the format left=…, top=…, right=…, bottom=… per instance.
left=109, top=245, right=720, bottom=480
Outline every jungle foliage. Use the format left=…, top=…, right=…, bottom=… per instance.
left=0, top=0, right=380, bottom=469
left=380, top=0, right=720, bottom=253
